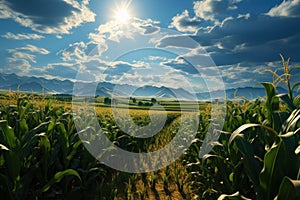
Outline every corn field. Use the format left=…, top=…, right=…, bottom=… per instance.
left=0, top=58, right=300, bottom=199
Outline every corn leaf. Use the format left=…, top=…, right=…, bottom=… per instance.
left=259, top=136, right=299, bottom=200
left=275, top=177, right=300, bottom=200
left=277, top=94, right=297, bottom=110
left=0, top=120, right=18, bottom=149
left=40, top=169, right=81, bottom=193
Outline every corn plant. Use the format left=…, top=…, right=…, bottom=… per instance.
left=0, top=96, right=118, bottom=199
left=221, top=57, right=300, bottom=199
left=183, top=56, right=300, bottom=199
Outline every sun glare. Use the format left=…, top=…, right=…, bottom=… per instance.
left=112, top=0, right=133, bottom=24
left=114, top=7, right=131, bottom=24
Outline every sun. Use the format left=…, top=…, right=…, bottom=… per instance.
left=114, top=7, right=131, bottom=24
left=112, top=0, right=133, bottom=24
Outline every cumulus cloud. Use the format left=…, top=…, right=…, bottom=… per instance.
left=196, top=15, right=300, bottom=65
left=0, top=0, right=96, bottom=34
left=90, top=18, right=160, bottom=43
left=156, top=34, right=200, bottom=49
left=158, top=1, right=300, bottom=88
left=162, top=57, right=199, bottom=74
left=139, top=24, right=160, bottom=35
left=59, top=42, right=88, bottom=62
left=214, top=62, right=292, bottom=89
left=170, top=10, right=202, bottom=32
left=104, top=62, right=134, bottom=77
left=103, top=61, right=148, bottom=78
left=8, top=45, right=50, bottom=64
left=2, top=32, right=44, bottom=40
left=45, top=17, right=163, bottom=83
left=3, top=59, right=31, bottom=75
left=33, top=62, right=78, bottom=79
left=6, top=45, right=50, bottom=74
left=159, top=14, right=300, bottom=67
left=193, top=0, right=242, bottom=23
left=267, top=0, right=300, bottom=17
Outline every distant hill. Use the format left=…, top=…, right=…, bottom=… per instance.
left=0, top=73, right=73, bottom=94
left=0, top=73, right=290, bottom=100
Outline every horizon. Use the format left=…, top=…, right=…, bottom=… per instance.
left=0, top=71, right=292, bottom=102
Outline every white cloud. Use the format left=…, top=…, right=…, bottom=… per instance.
left=91, top=17, right=160, bottom=43
left=148, top=56, right=168, bottom=61
left=193, top=0, right=242, bottom=23
left=7, top=52, right=37, bottom=63
left=169, top=10, right=201, bottom=33
left=8, top=45, right=50, bottom=61
left=156, top=34, right=200, bottom=49
left=267, top=0, right=300, bottom=17
left=0, top=0, right=96, bottom=34
left=11, top=45, right=50, bottom=55
left=6, top=45, right=50, bottom=75
left=5, top=59, right=31, bottom=75
left=32, top=62, right=78, bottom=79
left=159, top=14, right=300, bottom=67
left=58, top=42, right=88, bottom=62
left=2, top=32, right=45, bottom=40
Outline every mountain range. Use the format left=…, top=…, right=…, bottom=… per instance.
left=0, top=73, right=288, bottom=100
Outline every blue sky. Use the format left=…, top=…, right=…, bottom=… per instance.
left=0, top=0, right=300, bottom=92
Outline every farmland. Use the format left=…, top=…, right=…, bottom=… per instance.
left=0, top=60, right=300, bottom=199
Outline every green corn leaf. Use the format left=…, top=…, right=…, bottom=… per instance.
left=229, top=123, right=278, bottom=145
left=4, top=150, right=21, bottom=182
left=0, top=120, right=18, bottom=149
left=280, top=109, right=300, bottom=134
left=19, top=132, right=41, bottom=159
left=272, top=111, right=289, bottom=133
left=66, top=140, right=82, bottom=165
left=259, top=136, right=299, bottom=200
left=229, top=123, right=280, bottom=195
left=40, top=169, right=81, bottom=193
left=261, top=82, right=276, bottom=97
left=17, top=119, right=29, bottom=138
left=261, top=82, right=279, bottom=127
left=230, top=133, right=261, bottom=187
left=56, top=122, right=69, bottom=166
left=294, top=95, right=300, bottom=107
left=275, top=177, right=300, bottom=200
left=285, top=110, right=300, bottom=133
left=21, top=121, right=50, bottom=146
left=38, top=133, right=51, bottom=182
left=281, top=136, right=300, bottom=179
left=277, top=94, right=297, bottom=110
left=259, top=142, right=285, bottom=200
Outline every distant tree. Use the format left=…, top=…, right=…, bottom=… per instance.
left=138, top=101, right=144, bottom=106
left=151, top=98, right=157, bottom=104
left=132, top=97, right=136, bottom=103
left=104, top=97, right=111, bottom=105
left=144, top=102, right=153, bottom=106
